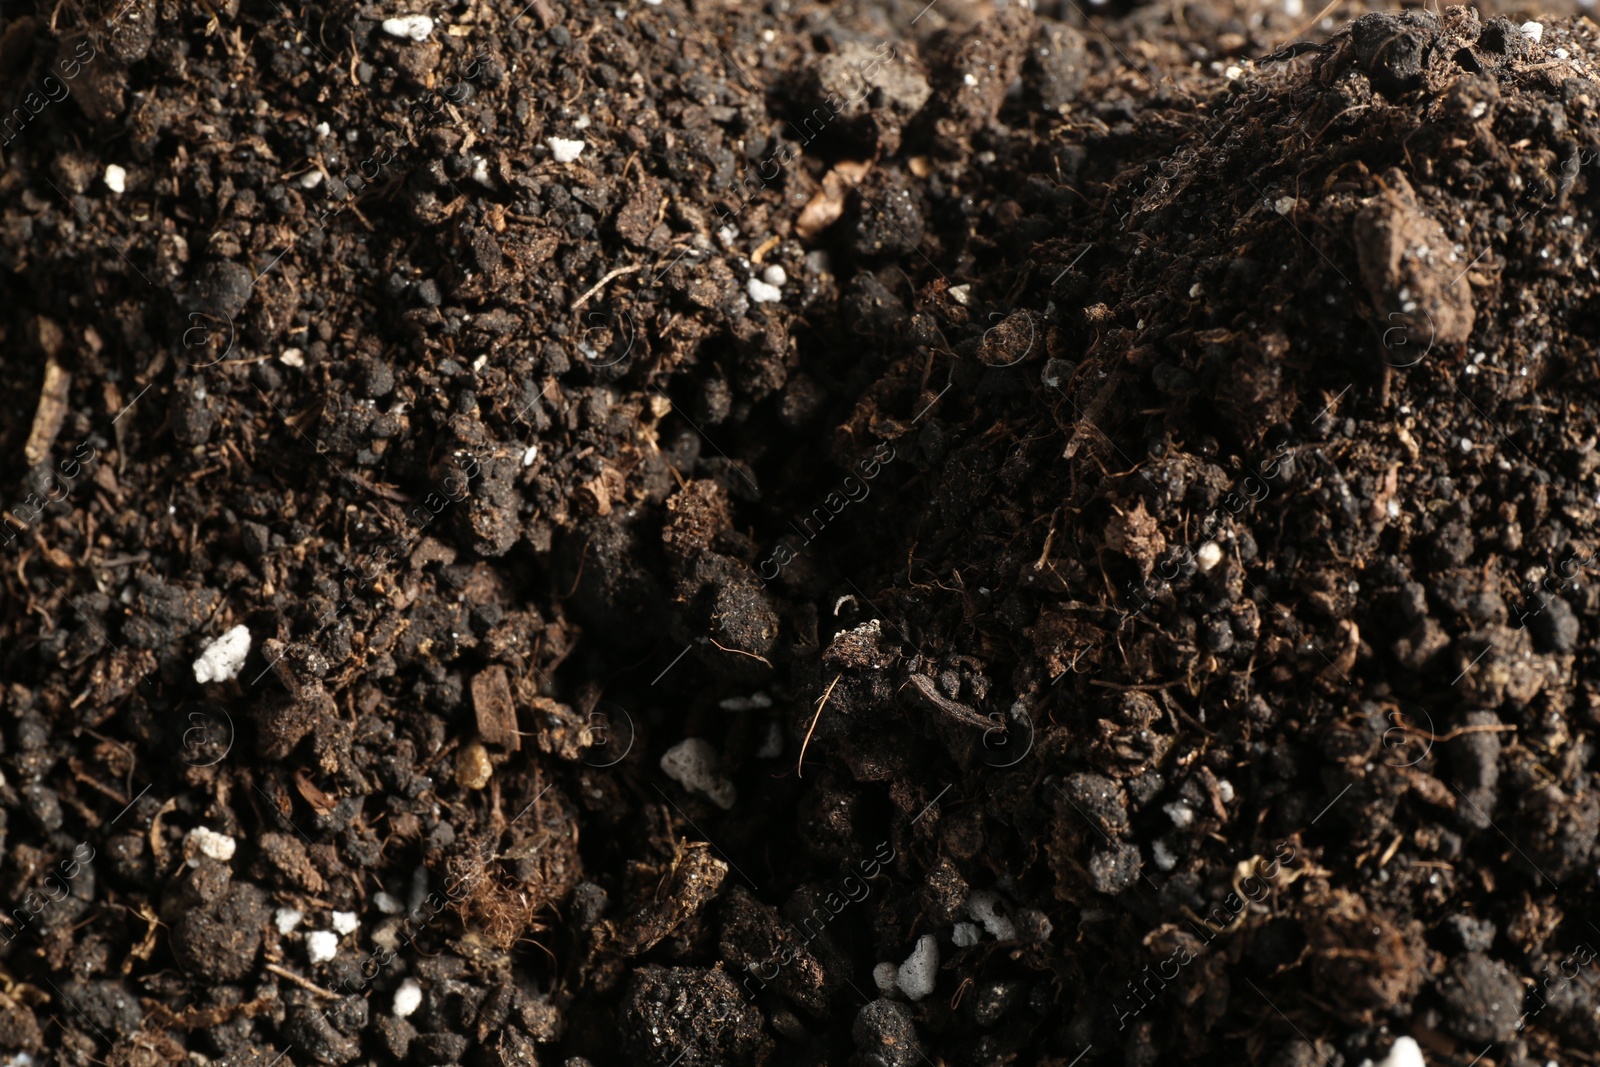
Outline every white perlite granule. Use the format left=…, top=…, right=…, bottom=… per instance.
left=381, top=14, right=434, bottom=40
left=103, top=165, right=127, bottom=194
left=659, top=738, right=736, bottom=809
left=275, top=907, right=303, bottom=934
left=965, top=889, right=1017, bottom=941
left=393, top=978, right=424, bottom=1018
left=332, top=910, right=359, bottom=935
left=747, top=277, right=783, bottom=303
left=546, top=137, right=587, bottom=163
left=186, top=826, right=236, bottom=864
left=374, top=891, right=405, bottom=915
left=895, top=934, right=939, bottom=1000
left=1520, top=20, right=1543, bottom=42
left=1361, top=1036, right=1426, bottom=1067
left=193, top=624, right=251, bottom=683
left=951, top=922, right=981, bottom=947
left=306, top=930, right=339, bottom=964
left=872, top=961, right=898, bottom=995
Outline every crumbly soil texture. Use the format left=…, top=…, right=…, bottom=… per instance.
left=6, top=0, right=1600, bottom=1065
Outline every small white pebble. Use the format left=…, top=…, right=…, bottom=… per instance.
left=1556, top=47, right=1570, bottom=59
left=575, top=114, right=592, bottom=129
left=331, top=910, right=359, bottom=935
left=306, top=930, right=339, bottom=964
left=896, top=935, right=939, bottom=1000
left=761, top=264, right=787, bottom=287
left=315, top=122, right=331, bottom=137
left=1274, top=196, right=1297, bottom=215
left=275, top=907, right=304, bottom=934
left=381, top=14, right=434, bottom=41
left=522, top=444, right=539, bottom=467
left=1217, top=778, right=1235, bottom=803
left=951, top=922, right=981, bottom=947
left=872, top=961, right=899, bottom=995
left=1521, top=20, right=1543, bottom=42
left=280, top=348, right=306, bottom=368
left=186, top=826, right=237, bottom=864
left=103, top=164, right=127, bottom=194
left=471, top=156, right=491, bottom=185
left=1225, top=65, right=1244, bottom=80
left=949, top=284, right=971, bottom=306
left=747, top=278, right=783, bottom=304
left=1189, top=282, right=1203, bottom=298
left=1196, top=541, right=1224, bottom=572
left=1459, top=437, right=1474, bottom=453
left=1164, top=801, right=1195, bottom=828
left=546, top=137, right=587, bottom=163
left=393, top=977, right=424, bottom=1018
left=1152, top=839, right=1179, bottom=871
left=297, top=170, right=324, bottom=189
left=193, top=624, right=252, bottom=684
left=374, top=892, right=405, bottom=915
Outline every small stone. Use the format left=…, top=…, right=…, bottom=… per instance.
left=373, top=892, right=404, bottom=915
left=951, top=922, right=981, bottom=947
left=872, top=961, right=898, bottom=995
left=103, top=164, right=127, bottom=194
left=1196, top=541, right=1223, bottom=572
left=1520, top=20, right=1543, bottom=42
left=761, top=264, right=787, bottom=287
left=853, top=999, right=920, bottom=1067
left=381, top=14, right=434, bottom=40
left=455, top=740, right=493, bottom=790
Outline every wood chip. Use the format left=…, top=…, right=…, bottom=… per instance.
left=24, top=356, right=70, bottom=466
left=472, top=665, right=520, bottom=750
left=795, top=160, right=871, bottom=241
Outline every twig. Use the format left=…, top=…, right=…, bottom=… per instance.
left=797, top=674, right=841, bottom=779
left=572, top=264, right=645, bottom=310
left=265, top=963, right=342, bottom=999
left=707, top=638, right=771, bottom=667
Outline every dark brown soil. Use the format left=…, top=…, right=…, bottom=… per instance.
left=5, top=0, right=1600, bottom=1065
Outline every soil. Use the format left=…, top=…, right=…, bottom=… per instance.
left=5, top=0, right=1600, bottom=1065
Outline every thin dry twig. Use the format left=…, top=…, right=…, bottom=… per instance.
left=797, top=673, right=842, bottom=779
